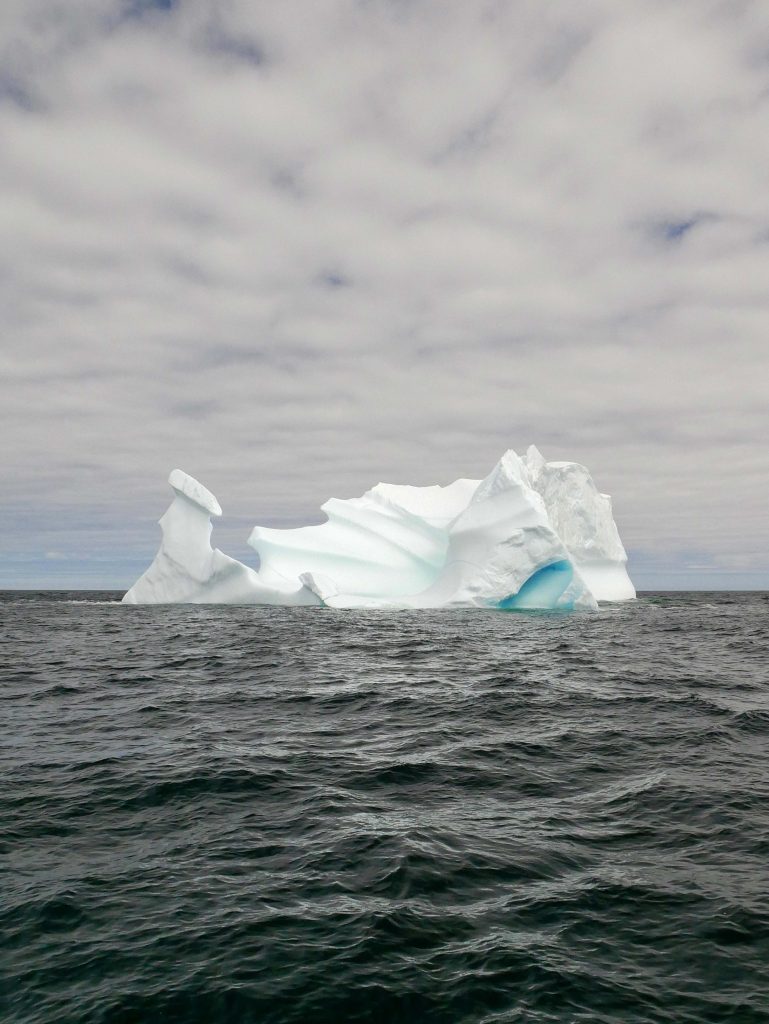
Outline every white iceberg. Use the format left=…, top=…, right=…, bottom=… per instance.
left=122, top=447, right=635, bottom=609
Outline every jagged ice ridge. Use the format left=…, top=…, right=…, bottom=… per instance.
left=122, top=447, right=635, bottom=610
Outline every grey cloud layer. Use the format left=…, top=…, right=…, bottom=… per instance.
left=2, top=0, right=769, bottom=587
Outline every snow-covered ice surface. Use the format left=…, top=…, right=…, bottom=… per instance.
left=122, top=448, right=635, bottom=610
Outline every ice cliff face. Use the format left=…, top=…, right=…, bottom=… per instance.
left=523, top=446, right=635, bottom=602
left=122, top=449, right=635, bottom=609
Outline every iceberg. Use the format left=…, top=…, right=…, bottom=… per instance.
left=123, top=447, right=635, bottom=609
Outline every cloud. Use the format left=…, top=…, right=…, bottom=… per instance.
left=2, top=0, right=769, bottom=587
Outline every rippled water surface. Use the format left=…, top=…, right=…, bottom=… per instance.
left=2, top=591, right=769, bottom=1023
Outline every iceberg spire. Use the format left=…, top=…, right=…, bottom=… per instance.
left=122, top=470, right=319, bottom=606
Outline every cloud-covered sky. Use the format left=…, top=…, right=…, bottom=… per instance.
left=3, top=0, right=769, bottom=589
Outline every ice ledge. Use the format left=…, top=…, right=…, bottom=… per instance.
left=168, top=468, right=222, bottom=517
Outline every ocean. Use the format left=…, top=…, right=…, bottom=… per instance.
left=2, top=591, right=768, bottom=1023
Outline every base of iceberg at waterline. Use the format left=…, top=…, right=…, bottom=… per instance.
left=122, top=447, right=635, bottom=611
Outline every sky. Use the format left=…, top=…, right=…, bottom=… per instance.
left=2, top=0, right=769, bottom=590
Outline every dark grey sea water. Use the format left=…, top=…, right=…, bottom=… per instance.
left=2, top=591, right=769, bottom=1024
